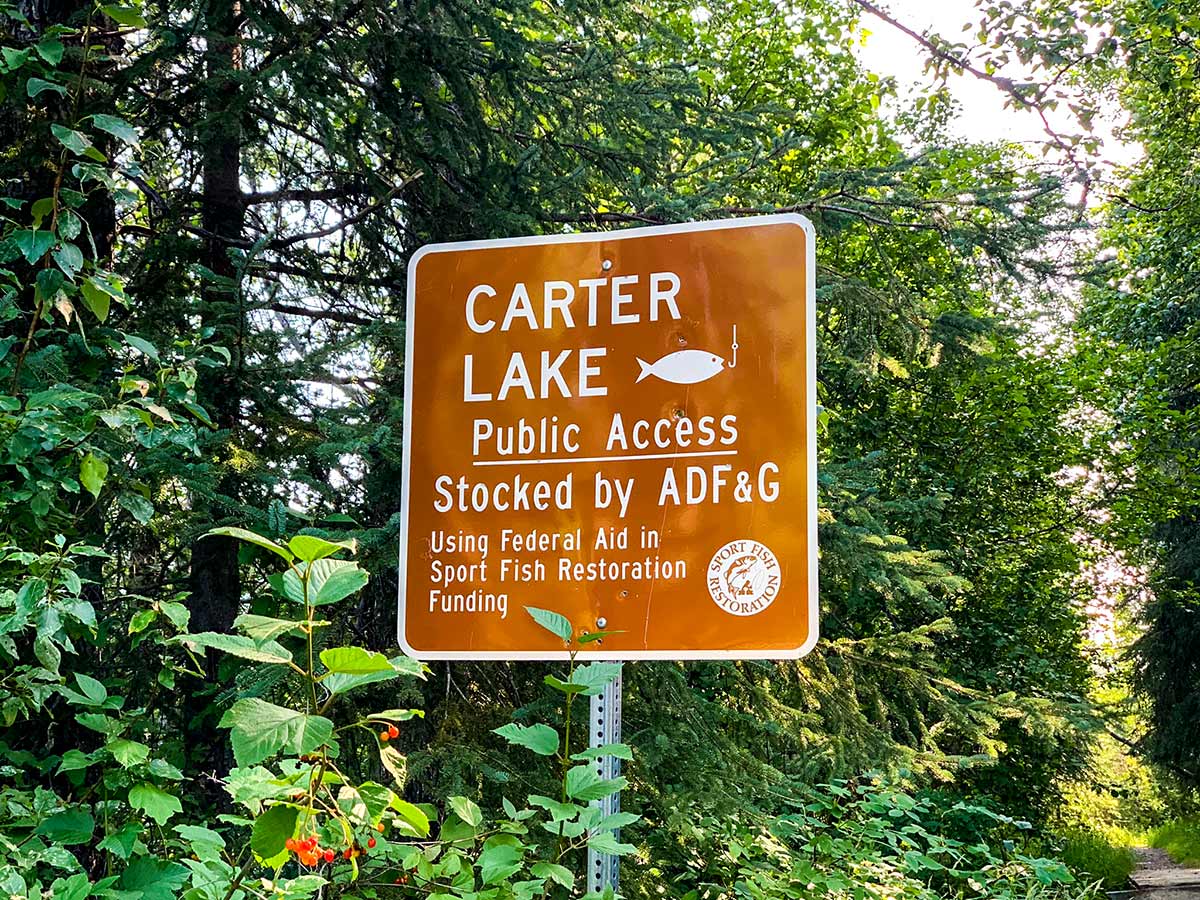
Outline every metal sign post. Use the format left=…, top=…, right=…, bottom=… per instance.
left=587, top=664, right=622, bottom=893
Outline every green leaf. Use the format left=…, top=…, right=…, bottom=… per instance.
left=107, top=737, right=150, bottom=768
left=311, top=563, right=368, bottom=605
left=128, top=608, right=156, bottom=633
left=478, top=843, right=523, bottom=885
left=586, top=830, right=637, bottom=855
left=531, top=862, right=575, bottom=889
left=35, top=809, right=94, bottom=844
left=251, top=804, right=299, bottom=865
left=204, top=526, right=293, bottom=562
left=448, top=795, right=483, bottom=827
left=565, top=765, right=627, bottom=802
left=13, top=229, right=55, bottom=263
left=101, top=5, right=147, bottom=26
left=320, top=646, right=393, bottom=675
left=570, top=662, right=622, bottom=696
left=51, top=124, right=92, bottom=155
left=117, top=334, right=160, bottom=363
left=57, top=749, right=94, bottom=773
left=391, top=797, right=430, bottom=837
left=219, top=698, right=333, bottom=767
left=1, top=47, right=30, bottom=70
left=80, top=278, right=112, bottom=321
left=80, top=453, right=108, bottom=499
left=571, top=743, right=633, bottom=761
left=91, top=113, right=138, bottom=144
left=171, top=632, right=292, bottom=664
left=53, top=241, right=83, bottom=279
left=75, top=672, right=107, bottom=704
left=27, top=76, right=66, bottom=98
left=526, top=606, right=572, bottom=641
left=528, top=794, right=584, bottom=821
left=543, top=674, right=588, bottom=695
left=234, top=613, right=300, bottom=641
left=35, top=37, right=64, bottom=65
left=288, top=533, right=356, bottom=562
left=120, top=857, right=189, bottom=900
left=48, top=874, right=90, bottom=900
left=129, top=783, right=182, bottom=825
left=492, top=723, right=559, bottom=756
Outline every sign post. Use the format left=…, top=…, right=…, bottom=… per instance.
left=587, top=662, right=622, bottom=893
left=397, top=213, right=819, bottom=890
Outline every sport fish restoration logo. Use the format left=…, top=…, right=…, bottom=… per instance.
left=707, top=540, right=781, bottom=616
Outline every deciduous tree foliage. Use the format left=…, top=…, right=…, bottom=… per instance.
left=0, top=0, right=1129, bottom=894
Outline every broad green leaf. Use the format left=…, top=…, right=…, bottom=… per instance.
left=79, top=283, right=111, bottom=326
left=525, top=606, right=572, bottom=641
left=571, top=742, right=633, bottom=761
left=448, top=795, right=482, bottom=827
left=120, top=857, right=189, bottom=900
left=75, top=672, right=107, bottom=703
left=234, top=613, right=300, bottom=641
left=219, top=698, right=333, bottom=767
left=543, top=674, right=588, bottom=695
left=531, top=862, right=575, bottom=889
left=311, top=564, right=368, bottom=605
left=35, top=809, right=94, bottom=844
left=101, top=5, right=147, bottom=27
left=564, top=765, right=627, bottom=802
left=478, top=844, right=523, bottom=885
left=528, top=794, right=584, bottom=821
left=80, top=453, right=108, bottom=499
left=91, top=113, right=138, bottom=144
left=51, top=124, right=92, bottom=155
left=57, top=749, right=94, bottom=773
left=287, top=533, right=356, bottom=562
left=107, top=737, right=150, bottom=768
left=390, top=797, right=430, bottom=837
left=204, top=526, right=292, bottom=561
left=27, top=76, right=66, bottom=98
left=128, top=608, right=156, bottom=633
left=13, top=229, right=55, bottom=263
left=379, top=743, right=407, bottom=789
left=585, top=830, right=637, bottom=855
left=35, top=37, right=64, bottom=65
left=48, top=874, right=89, bottom=900
left=53, top=241, right=83, bottom=279
left=121, top=332, right=159, bottom=360
left=129, top=783, right=182, bottom=825
left=171, top=632, right=292, bottom=665
left=492, top=722, right=558, bottom=756
left=320, top=646, right=392, bottom=675
left=570, top=662, right=622, bottom=696
left=250, top=804, right=298, bottom=865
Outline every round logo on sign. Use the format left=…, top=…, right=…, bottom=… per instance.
left=707, top=540, right=782, bottom=616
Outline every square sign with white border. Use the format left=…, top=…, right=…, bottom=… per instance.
left=398, top=214, right=817, bottom=659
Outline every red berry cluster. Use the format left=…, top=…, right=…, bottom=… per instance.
left=379, top=723, right=400, bottom=742
left=285, top=836, right=333, bottom=867
left=285, top=821, right=386, bottom=867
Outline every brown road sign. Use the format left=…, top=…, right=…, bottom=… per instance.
left=398, top=214, right=817, bottom=659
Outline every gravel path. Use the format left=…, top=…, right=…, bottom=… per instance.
left=1131, top=847, right=1200, bottom=900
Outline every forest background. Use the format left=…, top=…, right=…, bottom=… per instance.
left=1, top=0, right=1199, bottom=898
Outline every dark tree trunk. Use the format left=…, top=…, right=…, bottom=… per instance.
left=184, top=0, right=247, bottom=789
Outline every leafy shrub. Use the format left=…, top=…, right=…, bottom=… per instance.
left=1052, top=827, right=1136, bottom=889
left=1148, top=818, right=1200, bottom=868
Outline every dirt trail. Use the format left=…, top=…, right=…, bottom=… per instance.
left=1131, top=848, right=1200, bottom=900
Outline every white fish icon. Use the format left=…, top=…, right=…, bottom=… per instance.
left=636, top=349, right=727, bottom=384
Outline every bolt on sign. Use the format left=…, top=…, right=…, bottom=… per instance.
left=398, top=214, right=817, bottom=660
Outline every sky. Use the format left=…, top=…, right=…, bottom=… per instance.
left=854, top=0, right=1137, bottom=169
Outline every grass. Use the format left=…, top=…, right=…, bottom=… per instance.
left=1148, top=818, right=1200, bottom=868
left=1054, top=826, right=1138, bottom=889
